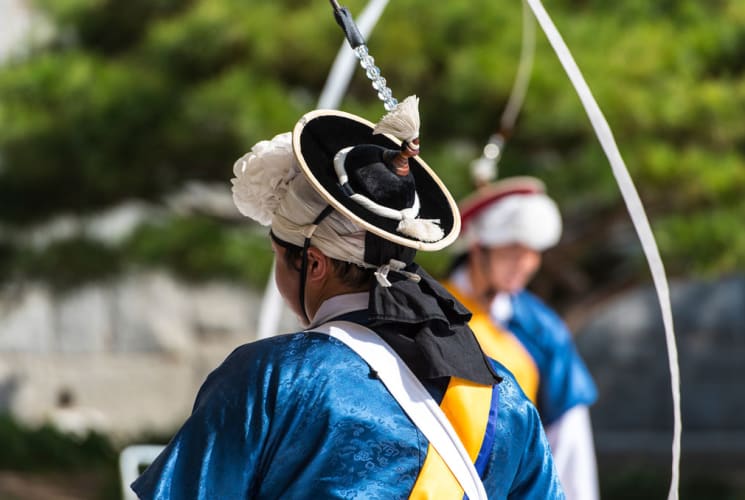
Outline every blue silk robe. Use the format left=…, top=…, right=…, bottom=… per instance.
left=133, top=327, right=563, bottom=499
left=506, top=290, right=597, bottom=426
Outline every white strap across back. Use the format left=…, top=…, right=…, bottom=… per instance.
left=310, top=320, right=488, bottom=500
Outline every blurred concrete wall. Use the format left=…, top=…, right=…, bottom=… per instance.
left=0, top=272, right=300, bottom=438
left=577, top=275, right=745, bottom=460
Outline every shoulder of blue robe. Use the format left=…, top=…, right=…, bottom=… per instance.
left=132, top=331, right=564, bottom=500
left=485, top=359, right=566, bottom=499
left=508, top=290, right=598, bottom=425
left=132, top=332, right=422, bottom=499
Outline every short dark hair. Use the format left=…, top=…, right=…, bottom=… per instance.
left=271, top=231, right=374, bottom=290
left=329, top=259, right=375, bottom=289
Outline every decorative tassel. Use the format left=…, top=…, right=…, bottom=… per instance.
left=397, top=217, right=444, bottom=243
left=373, top=259, right=422, bottom=287
left=373, top=95, right=420, bottom=143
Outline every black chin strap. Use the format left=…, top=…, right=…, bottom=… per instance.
left=298, top=205, right=335, bottom=324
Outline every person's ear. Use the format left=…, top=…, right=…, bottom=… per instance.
left=305, top=246, right=329, bottom=282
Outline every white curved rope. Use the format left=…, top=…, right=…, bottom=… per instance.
left=471, top=0, right=536, bottom=186
left=500, top=0, right=536, bottom=132
left=257, top=0, right=390, bottom=340
left=522, top=1, right=681, bottom=498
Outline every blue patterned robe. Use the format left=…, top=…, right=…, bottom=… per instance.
left=132, top=324, right=563, bottom=499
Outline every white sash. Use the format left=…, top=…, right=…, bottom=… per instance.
left=310, top=320, right=488, bottom=500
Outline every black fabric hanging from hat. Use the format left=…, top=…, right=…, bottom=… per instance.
left=366, top=260, right=501, bottom=386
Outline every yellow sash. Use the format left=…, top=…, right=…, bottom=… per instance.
left=409, top=376, right=493, bottom=499
left=409, top=284, right=540, bottom=498
left=445, top=282, right=539, bottom=404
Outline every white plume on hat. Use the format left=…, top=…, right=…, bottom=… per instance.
left=231, top=132, right=299, bottom=226
left=467, top=193, right=562, bottom=251
left=373, top=95, right=420, bottom=143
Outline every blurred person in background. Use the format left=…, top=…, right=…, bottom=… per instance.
left=444, top=176, right=599, bottom=500
left=131, top=100, right=565, bottom=499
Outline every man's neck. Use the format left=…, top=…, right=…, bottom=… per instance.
left=308, top=292, right=369, bottom=328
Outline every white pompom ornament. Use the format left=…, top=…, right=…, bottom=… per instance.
left=230, top=132, right=299, bottom=226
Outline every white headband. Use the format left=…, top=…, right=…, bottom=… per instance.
left=231, top=132, right=367, bottom=266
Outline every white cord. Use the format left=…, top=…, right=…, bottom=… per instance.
left=471, top=0, right=536, bottom=185
left=522, top=2, right=681, bottom=498
left=500, top=0, right=536, bottom=132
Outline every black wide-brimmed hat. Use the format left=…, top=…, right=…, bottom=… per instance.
left=292, top=108, right=460, bottom=252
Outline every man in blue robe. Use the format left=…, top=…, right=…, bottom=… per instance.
left=447, top=176, right=598, bottom=499
left=132, top=104, right=564, bottom=499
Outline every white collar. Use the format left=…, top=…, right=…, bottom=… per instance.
left=308, top=292, right=369, bottom=328
left=489, top=292, right=514, bottom=324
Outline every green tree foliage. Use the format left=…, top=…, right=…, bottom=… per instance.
left=0, top=414, right=122, bottom=499
left=125, top=215, right=274, bottom=285
left=0, top=414, right=116, bottom=471
left=1, top=0, right=743, bottom=293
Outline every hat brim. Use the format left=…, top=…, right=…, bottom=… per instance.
left=292, top=109, right=460, bottom=251
left=459, top=176, right=546, bottom=229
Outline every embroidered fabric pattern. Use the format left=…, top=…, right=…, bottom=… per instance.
left=132, top=332, right=564, bottom=499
